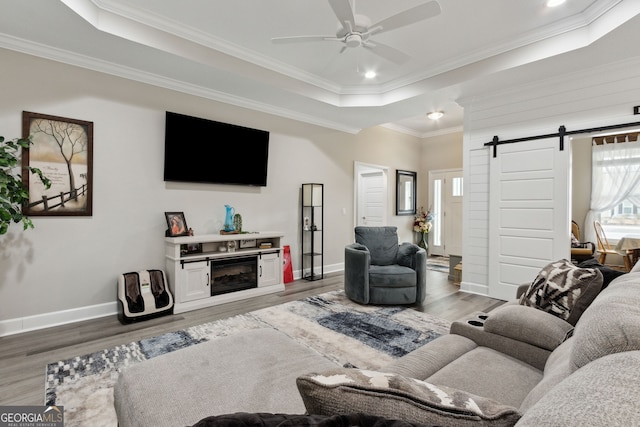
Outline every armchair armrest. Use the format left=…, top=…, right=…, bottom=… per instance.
left=396, top=243, right=427, bottom=303
left=483, top=304, right=574, bottom=351
left=344, top=243, right=371, bottom=304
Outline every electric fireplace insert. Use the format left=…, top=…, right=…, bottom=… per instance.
left=210, top=255, right=258, bottom=296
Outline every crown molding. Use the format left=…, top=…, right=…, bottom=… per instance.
left=0, top=33, right=361, bottom=134
left=420, top=125, right=464, bottom=139
left=79, top=0, right=344, bottom=93
left=380, top=123, right=423, bottom=138
left=381, top=122, right=463, bottom=138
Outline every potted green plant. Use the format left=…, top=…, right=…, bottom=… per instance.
left=0, top=135, right=51, bottom=234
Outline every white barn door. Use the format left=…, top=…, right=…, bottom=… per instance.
left=488, top=138, right=571, bottom=300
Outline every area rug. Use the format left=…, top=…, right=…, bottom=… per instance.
left=427, top=255, right=450, bottom=273
left=45, top=290, right=450, bottom=427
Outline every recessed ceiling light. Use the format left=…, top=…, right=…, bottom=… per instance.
left=364, top=71, right=376, bottom=79
left=546, top=0, right=566, bottom=7
left=427, top=111, right=444, bottom=120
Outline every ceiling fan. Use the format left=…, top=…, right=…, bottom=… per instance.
left=271, top=0, right=441, bottom=64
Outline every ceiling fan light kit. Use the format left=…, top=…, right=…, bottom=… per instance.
left=345, top=33, right=363, bottom=48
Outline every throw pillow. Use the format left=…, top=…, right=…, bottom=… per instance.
left=576, top=258, right=625, bottom=289
left=519, top=259, right=603, bottom=325
left=297, top=368, right=521, bottom=427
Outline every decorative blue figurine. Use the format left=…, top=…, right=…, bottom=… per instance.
left=224, top=205, right=236, bottom=232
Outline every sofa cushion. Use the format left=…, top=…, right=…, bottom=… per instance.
left=297, top=368, right=521, bottom=427
left=516, top=351, right=640, bottom=426
left=519, top=259, right=603, bottom=325
left=369, top=265, right=416, bottom=288
left=355, top=226, right=399, bottom=266
left=382, top=334, right=478, bottom=380
left=425, top=347, right=543, bottom=408
left=570, top=272, right=640, bottom=371
left=518, top=337, right=574, bottom=412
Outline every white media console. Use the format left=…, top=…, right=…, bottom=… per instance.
left=165, top=231, right=285, bottom=313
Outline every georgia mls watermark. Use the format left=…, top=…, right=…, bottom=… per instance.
left=0, top=406, right=63, bottom=427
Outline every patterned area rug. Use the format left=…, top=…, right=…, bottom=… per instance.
left=427, top=255, right=450, bottom=273
left=45, top=290, right=450, bottom=427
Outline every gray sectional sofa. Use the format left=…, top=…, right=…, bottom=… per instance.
left=114, top=262, right=640, bottom=426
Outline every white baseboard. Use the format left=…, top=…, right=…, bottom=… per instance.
left=459, top=280, right=490, bottom=296
left=324, top=262, right=344, bottom=274
left=292, top=263, right=344, bottom=280
left=0, top=301, right=118, bottom=337
left=2, top=264, right=346, bottom=337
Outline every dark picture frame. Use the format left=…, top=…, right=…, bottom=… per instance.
left=396, top=170, right=417, bottom=216
left=22, top=111, right=94, bottom=216
left=165, top=212, right=189, bottom=237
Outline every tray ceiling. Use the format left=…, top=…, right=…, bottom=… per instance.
left=0, top=0, right=638, bottom=135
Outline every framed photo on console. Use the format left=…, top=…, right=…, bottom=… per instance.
left=180, top=243, right=202, bottom=255
left=240, top=239, right=257, bottom=249
left=165, top=211, right=189, bottom=237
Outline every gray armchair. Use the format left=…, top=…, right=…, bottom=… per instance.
left=344, top=226, right=426, bottom=305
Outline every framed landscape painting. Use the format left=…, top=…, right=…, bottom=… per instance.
left=22, top=111, right=93, bottom=216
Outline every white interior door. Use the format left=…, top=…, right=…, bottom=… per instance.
left=429, top=169, right=463, bottom=256
left=488, top=138, right=571, bottom=300
left=355, top=162, right=388, bottom=226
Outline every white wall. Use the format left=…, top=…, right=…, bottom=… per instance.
left=0, top=48, right=423, bottom=334
left=571, top=135, right=592, bottom=230
left=419, top=131, right=463, bottom=209
left=459, top=54, right=640, bottom=297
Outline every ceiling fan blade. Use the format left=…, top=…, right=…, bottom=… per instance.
left=328, top=0, right=356, bottom=29
left=369, top=1, right=441, bottom=36
left=363, top=41, right=410, bottom=64
left=271, top=35, right=339, bottom=44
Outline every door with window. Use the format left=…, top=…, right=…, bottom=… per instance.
left=429, top=169, right=463, bottom=256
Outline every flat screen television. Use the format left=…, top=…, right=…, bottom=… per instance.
left=164, top=111, right=269, bottom=186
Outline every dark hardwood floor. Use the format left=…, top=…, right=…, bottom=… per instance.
left=0, top=268, right=504, bottom=406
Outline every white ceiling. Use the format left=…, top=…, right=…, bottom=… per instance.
left=1, top=0, right=639, bottom=135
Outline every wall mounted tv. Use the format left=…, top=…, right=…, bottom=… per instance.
left=164, top=111, right=270, bottom=186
